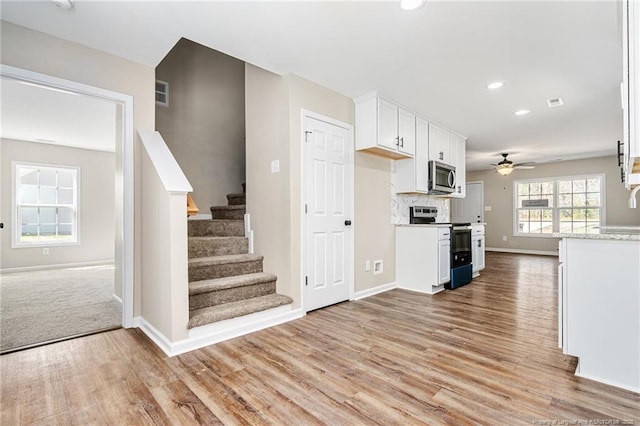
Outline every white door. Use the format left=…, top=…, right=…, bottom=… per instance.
left=451, top=181, right=484, bottom=223
left=304, top=114, right=353, bottom=311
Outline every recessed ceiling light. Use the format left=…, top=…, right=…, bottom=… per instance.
left=514, top=109, right=530, bottom=116
left=399, top=0, right=426, bottom=11
left=52, top=0, right=73, bottom=10
left=487, top=81, right=504, bottom=90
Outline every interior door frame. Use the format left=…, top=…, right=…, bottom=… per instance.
left=300, top=109, right=355, bottom=312
left=0, top=64, right=135, bottom=328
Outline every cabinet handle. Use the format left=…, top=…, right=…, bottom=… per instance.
left=439, top=151, right=444, bottom=161
left=617, top=140, right=624, bottom=167
left=478, top=240, right=482, bottom=248
left=400, top=137, right=404, bottom=147
left=395, top=136, right=400, bottom=147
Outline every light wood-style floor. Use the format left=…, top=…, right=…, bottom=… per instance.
left=2, top=252, right=639, bottom=424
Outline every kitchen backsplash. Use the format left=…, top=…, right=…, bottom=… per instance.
left=390, top=163, right=450, bottom=224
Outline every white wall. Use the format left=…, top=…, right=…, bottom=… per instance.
left=246, top=68, right=398, bottom=307
left=1, top=21, right=155, bottom=316
left=156, top=39, right=246, bottom=211
left=0, top=139, right=115, bottom=270
left=140, top=146, right=189, bottom=341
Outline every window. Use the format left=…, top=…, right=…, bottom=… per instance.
left=514, top=174, right=604, bottom=237
left=155, top=80, right=168, bottom=106
left=13, top=163, right=80, bottom=247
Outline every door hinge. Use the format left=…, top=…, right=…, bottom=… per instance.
left=305, top=276, right=308, bottom=286
left=305, top=131, right=312, bottom=142
left=305, top=204, right=308, bottom=214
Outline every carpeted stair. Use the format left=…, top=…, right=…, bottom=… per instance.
left=187, top=188, right=292, bottom=328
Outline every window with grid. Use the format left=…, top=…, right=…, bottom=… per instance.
left=13, top=163, right=79, bottom=246
left=514, top=174, right=604, bottom=237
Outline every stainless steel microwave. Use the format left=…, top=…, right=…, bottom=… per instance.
left=428, top=160, right=456, bottom=194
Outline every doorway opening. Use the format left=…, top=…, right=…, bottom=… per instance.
left=0, top=65, right=134, bottom=353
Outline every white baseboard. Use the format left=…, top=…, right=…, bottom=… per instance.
left=136, top=317, right=175, bottom=355
left=188, top=213, right=210, bottom=220
left=485, top=247, right=558, bottom=256
left=353, top=282, right=397, bottom=300
left=574, top=370, right=640, bottom=394
left=136, top=305, right=304, bottom=357
left=0, top=259, right=115, bottom=274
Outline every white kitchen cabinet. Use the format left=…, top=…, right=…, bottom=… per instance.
left=471, top=224, right=485, bottom=277
left=428, top=123, right=451, bottom=164
left=622, top=0, right=640, bottom=186
left=449, top=132, right=466, bottom=198
left=395, top=118, right=467, bottom=197
left=558, top=236, right=640, bottom=392
left=394, top=117, right=429, bottom=193
left=437, top=238, right=451, bottom=285
left=355, top=92, right=416, bottom=159
left=396, top=225, right=450, bottom=294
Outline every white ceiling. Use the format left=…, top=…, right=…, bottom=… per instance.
left=0, top=77, right=117, bottom=151
left=0, top=0, right=624, bottom=170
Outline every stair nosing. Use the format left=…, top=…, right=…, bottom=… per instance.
left=188, top=253, right=263, bottom=266
left=188, top=294, right=292, bottom=327
left=210, top=205, right=246, bottom=210
left=189, top=272, right=277, bottom=295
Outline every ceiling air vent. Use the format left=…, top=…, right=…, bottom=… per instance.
left=546, top=97, right=563, bottom=108
left=155, top=80, right=169, bottom=107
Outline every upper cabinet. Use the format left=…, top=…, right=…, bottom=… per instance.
left=449, top=132, right=466, bottom=198
left=622, top=0, right=640, bottom=187
left=355, top=92, right=416, bottom=159
left=428, top=123, right=451, bottom=164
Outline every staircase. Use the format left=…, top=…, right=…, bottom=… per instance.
left=187, top=189, right=292, bottom=328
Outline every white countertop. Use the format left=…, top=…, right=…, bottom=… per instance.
left=554, top=226, right=640, bottom=241
left=396, top=224, right=452, bottom=228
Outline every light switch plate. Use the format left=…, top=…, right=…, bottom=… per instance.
left=271, top=159, right=280, bottom=174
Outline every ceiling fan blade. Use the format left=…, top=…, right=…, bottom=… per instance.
left=513, top=161, right=536, bottom=167
left=514, top=165, right=535, bottom=169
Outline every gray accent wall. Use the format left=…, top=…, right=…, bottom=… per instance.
left=467, top=156, right=640, bottom=254
left=1, top=139, right=115, bottom=269
left=156, top=38, right=246, bottom=212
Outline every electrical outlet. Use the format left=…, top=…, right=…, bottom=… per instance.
left=365, top=260, right=371, bottom=272
left=270, top=159, right=280, bottom=174
left=42, top=247, right=50, bottom=255
left=373, top=259, right=383, bottom=275
left=502, top=236, right=507, bottom=241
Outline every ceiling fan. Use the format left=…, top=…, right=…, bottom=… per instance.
left=491, top=153, right=536, bottom=176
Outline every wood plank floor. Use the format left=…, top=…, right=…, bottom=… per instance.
left=2, top=252, right=639, bottom=425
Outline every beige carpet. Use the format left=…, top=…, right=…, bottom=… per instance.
left=0, top=265, right=121, bottom=353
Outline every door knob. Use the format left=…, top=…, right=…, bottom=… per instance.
left=344, top=220, right=352, bottom=226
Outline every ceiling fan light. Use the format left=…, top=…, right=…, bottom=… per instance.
left=497, top=166, right=514, bottom=176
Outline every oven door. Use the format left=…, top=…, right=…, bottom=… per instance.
left=451, top=227, right=472, bottom=268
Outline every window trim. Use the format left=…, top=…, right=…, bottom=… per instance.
left=12, top=161, right=81, bottom=248
left=512, top=173, right=606, bottom=238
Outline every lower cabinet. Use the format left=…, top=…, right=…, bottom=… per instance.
left=471, top=224, right=485, bottom=276
left=396, top=225, right=450, bottom=295
left=559, top=237, right=640, bottom=392
left=437, top=239, right=450, bottom=285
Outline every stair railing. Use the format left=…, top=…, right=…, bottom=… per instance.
left=187, top=193, right=199, bottom=217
